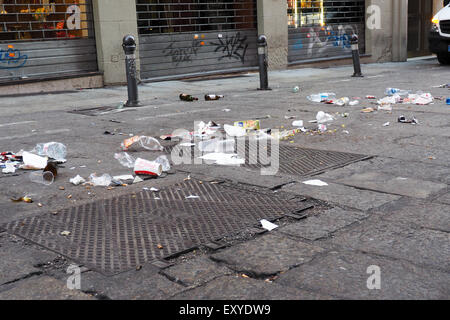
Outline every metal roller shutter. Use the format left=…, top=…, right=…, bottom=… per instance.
left=287, top=0, right=366, bottom=63
left=0, top=0, right=97, bottom=82
left=137, top=0, right=258, bottom=81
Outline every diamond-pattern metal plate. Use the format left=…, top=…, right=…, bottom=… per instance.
left=168, top=139, right=371, bottom=177
left=1, top=179, right=310, bottom=275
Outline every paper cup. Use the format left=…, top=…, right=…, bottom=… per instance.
left=134, top=158, right=163, bottom=176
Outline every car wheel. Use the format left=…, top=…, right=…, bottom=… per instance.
left=437, top=53, right=450, bottom=65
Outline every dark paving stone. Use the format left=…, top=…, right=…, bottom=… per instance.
left=279, top=207, right=368, bottom=240
left=331, top=218, right=450, bottom=271
left=80, top=264, right=185, bottom=300
left=0, top=276, right=94, bottom=300
left=335, top=172, right=447, bottom=199
left=211, top=234, right=325, bottom=276
left=0, top=233, right=57, bottom=285
left=170, top=275, right=334, bottom=300
left=318, top=157, right=450, bottom=185
left=436, top=193, right=450, bottom=205
left=379, top=198, right=450, bottom=232
left=282, top=182, right=401, bottom=211
left=161, top=256, right=233, bottom=286
left=276, top=251, right=450, bottom=300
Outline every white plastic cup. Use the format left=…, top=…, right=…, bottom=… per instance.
left=134, top=158, right=163, bottom=176
left=29, top=171, right=54, bottom=185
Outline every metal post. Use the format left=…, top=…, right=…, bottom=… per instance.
left=122, top=35, right=140, bottom=107
left=257, top=35, right=270, bottom=90
left=351, top=34, right=363, bottom=77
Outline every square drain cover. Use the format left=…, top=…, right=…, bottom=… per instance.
left=1, top=179, right=310, bottom=275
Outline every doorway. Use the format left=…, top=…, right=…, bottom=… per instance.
left=408, top=0, right=433, bottom=57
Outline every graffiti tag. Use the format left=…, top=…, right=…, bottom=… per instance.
left=0, top=46, right=28, bottom=69
left=163, top=39, right=202, bottom=66
left=212, top=32, right=248, bottom=63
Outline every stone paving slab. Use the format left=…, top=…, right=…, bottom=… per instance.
left=210, top=234, right=325, bottom=276
left=282, top=181, right=401, bottom=211
left=0, top=276, right=94, bottom=300
left=436, top=193, right=450, bottom=205
left=279, top=207, right=369, bottom=240
left=378, top=198, right=450, bottom=232
left=276, top=251, right=450, bottom=300
left=318, top=157, right=450, bottom=185
left=161, top=256, right=233, bottom=287
left=0, top=234, right=57, bottom=285
left=335, top=172, right=447, bottom=199
left=170, top=275, right=335, bottom=300
left=331, top=218, right=450, bottom=272
left=80, top=264, right=185, bottom=300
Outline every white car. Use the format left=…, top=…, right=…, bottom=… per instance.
left=429, top=3, right=450, bottom=64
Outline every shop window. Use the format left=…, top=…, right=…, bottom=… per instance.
left=137, top=0, right=257, bottom=34
left=287, top=0, right=365, bottom=28
left=0, top=0, right=93, bottom=42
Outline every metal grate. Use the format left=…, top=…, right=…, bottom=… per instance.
left=2, top=179, right=311, bottom=275
left=137, top=0, right=257, bottom=35
left=0, top=0, right=95, bottom=42
left=169, top=139, right=371, bottom=177
left=440, top=20, right=450, bottom=35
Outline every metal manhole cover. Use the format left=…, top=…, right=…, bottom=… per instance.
left=1, top=179, right=311, bottom=275
left=168, top=140, right=371, bottom=177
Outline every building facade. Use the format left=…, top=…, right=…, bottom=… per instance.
left=0, top=0, right=446, bottom=92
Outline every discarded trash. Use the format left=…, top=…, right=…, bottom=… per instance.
left=335, top=97, right=350, bottom=106
left=179, top=93, right=198, bottom=101
left=2, top=163, right=16, bottom=174
left=60, top=231, right=71, bottom=236
left=11, top=196, right=33, bottom=203
left=361, top=107, right=375, bottom=113
left=285, top=115, right=297, bottom=119
left=155, top=155, right=171, bottom=172
left=199, top=152, right=245, bottom=166
left=318, top=124, right=327, bottom=133
left=385, top=88, right=410, bottom=96
left=292, top=86, right=300, bottom=93
left=307, top=93, right=336, bottom=103
left=302, top=179, right=328, bottom=186
left=383, top=122, right=390, bottom=127
left=234, top=120, right=260, bottom=130
left=292, top=120, right=304, bottom=127
left=22, top=151, right=47, bottom=170
left=366, top=95, right=377, bottom=100
left=198, top=138, right=235, bottom=153
left=35, top=142, right=67, bottom=161
left=185, top=195, right=200, bottom=199
left=222, top=109, right=231, bottom=112
left=29, top=171, right=54, bottom=186
left=133, top=176, right=144, bottom=184
left=70, top=175, right=86, bottom=185
left=349, top=100, right=359, bottom=106
left=115, top=152, right=136, bottom=168
left=134, top=158, right=163, bottom=176
left=377, top=105, right=392, bottom=112
left=121, top=136, right=163, bottom=151
left=447, top=98, right=450, bottom=105
left=316, top=111, right=334, bottom=124
left=224, top=124, right=246, bottom=137
left=113, top=175, right=135, bottom=181
left=260, top=219, right=278, bottom=231
left=89, top=173, right=112, bottom=187
left=398, top=115, right=418, bottom=124
left=204, top=94, right=224, bottom=101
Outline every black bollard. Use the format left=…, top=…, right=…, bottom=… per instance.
left=257, top=35, right=271, bottom=90
left=351, top=34, right=363, bottom=77
left=122, top=35, right=140, bottom=107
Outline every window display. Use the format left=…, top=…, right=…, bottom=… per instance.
left=0, top=0, right=92, bottom=42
